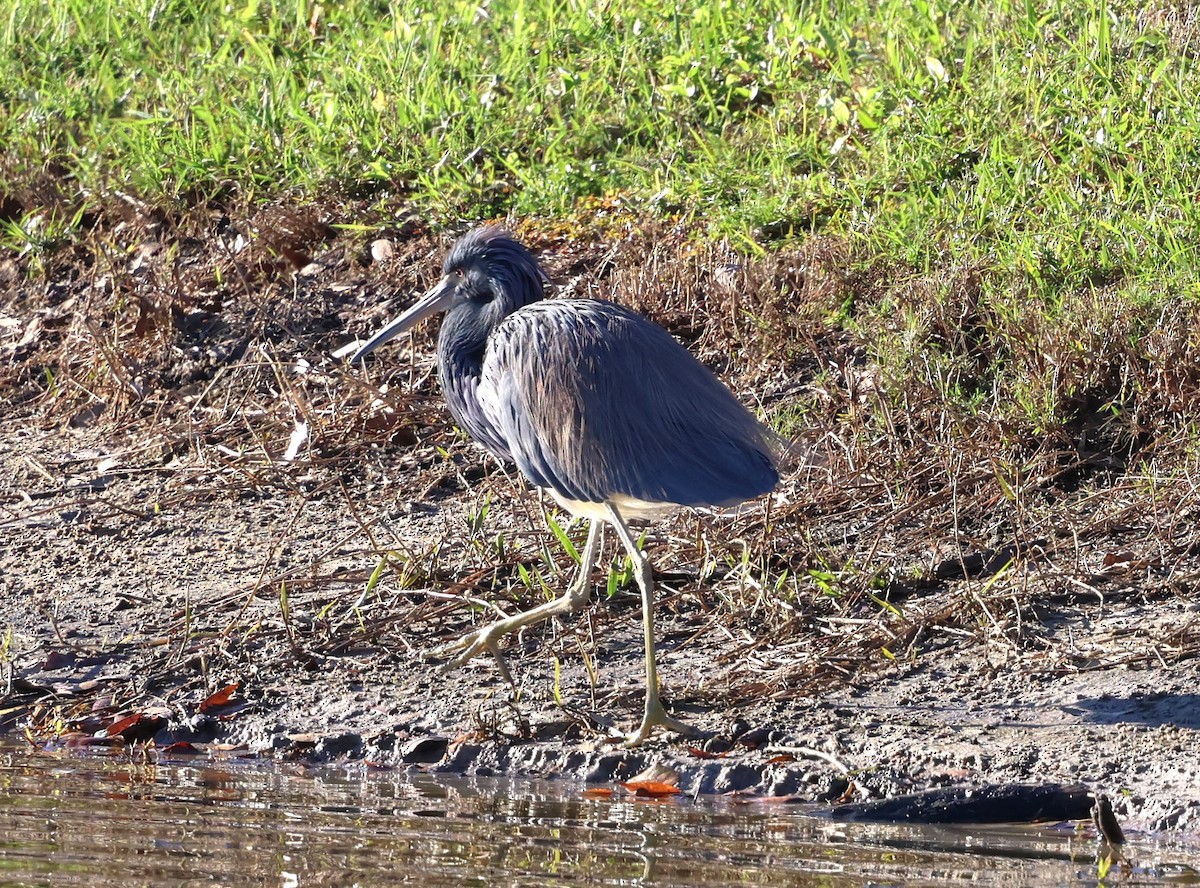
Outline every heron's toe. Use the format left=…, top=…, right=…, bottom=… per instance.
left=624, top=710, right=699, bottom=747
left=428, top=625, right=516, bottom=684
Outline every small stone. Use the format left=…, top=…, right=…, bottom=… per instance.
left=738, top=727, right=772, bottom=749
left=704, top=736, right=734, bottom=755
left=371, top=239, right=396, bottom=263
left=402, top=736, right=448, bottom=764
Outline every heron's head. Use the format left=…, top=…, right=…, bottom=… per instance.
left=351, top=227, right=546, bottom=363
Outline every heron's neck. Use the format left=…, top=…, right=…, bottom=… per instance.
left=437, top=307, right=490, bottom=384
left=435, top=309, right=511, bottom=460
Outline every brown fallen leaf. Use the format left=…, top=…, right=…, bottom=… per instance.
left=106, top=713, right=144, bottom=737
left=764, top=753, right=796, bottom=765
left=285, top=733, right=320, bottom=744
left=582, top=787, right=615, bottom=798
left=199, top=682, right=240, bottom=713
left=833, top=781, right=858, bottom=804
left=620, top=781, right=682, bottom=798
left=686, top=746, right=729, bottom=760
left=107, top=712, right=166, bottom=742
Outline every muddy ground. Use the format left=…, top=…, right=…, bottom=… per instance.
left=1, top=213, right=1198, bottom=837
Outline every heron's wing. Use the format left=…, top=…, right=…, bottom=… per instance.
left=480, top=300, right=778, bottom=508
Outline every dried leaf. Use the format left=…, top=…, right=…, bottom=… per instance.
left=686, top=746, right=729, bottom=760
left=107, top=712, right=166, bottom=741
left=763, top=753, right=796, bottom=765
left=199, top=682, right=240, bottom=713
left=833, top=782, right=857, bottom=804
left=582, top=787, right=615, bottom=798
left=106, top=713, right=143, bottom=737
left=620, top=781, right=682, bottom=798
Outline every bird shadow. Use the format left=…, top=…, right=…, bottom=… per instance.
left=1067, top=692, right=1200, bottom=730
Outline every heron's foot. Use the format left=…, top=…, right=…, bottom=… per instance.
left=624, top=699, right=700, bottom=747
left=429, top=623, right=516, bottom=685
left=427, top=587, right=591, bottom=687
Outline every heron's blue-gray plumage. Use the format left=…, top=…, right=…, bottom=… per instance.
left=479, top=300, right=778, bottom=507
left=397, top=226, right=779, bottom=511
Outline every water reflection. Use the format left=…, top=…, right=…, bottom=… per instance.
left=0, top=745, right=1195, bottom=886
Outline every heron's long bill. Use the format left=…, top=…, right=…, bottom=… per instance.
left=350, top=276, right=455, bottom=363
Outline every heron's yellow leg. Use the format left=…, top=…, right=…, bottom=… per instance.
left=605, top=505, right=698, bottom=746
left=432, top=519, right=603, bottom=681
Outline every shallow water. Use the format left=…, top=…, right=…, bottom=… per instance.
left=0, top=745, right=1196, bottom=887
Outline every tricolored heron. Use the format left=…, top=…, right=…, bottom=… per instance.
left=352, top=227, right=778, bottom=745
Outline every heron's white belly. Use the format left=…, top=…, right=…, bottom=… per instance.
left=544, top=489, right=680, bottom=521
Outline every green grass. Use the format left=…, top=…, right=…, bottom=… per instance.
left=3, top=0, right=1198, bottom=268
left=4, top=0, right=1200, bottom=440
